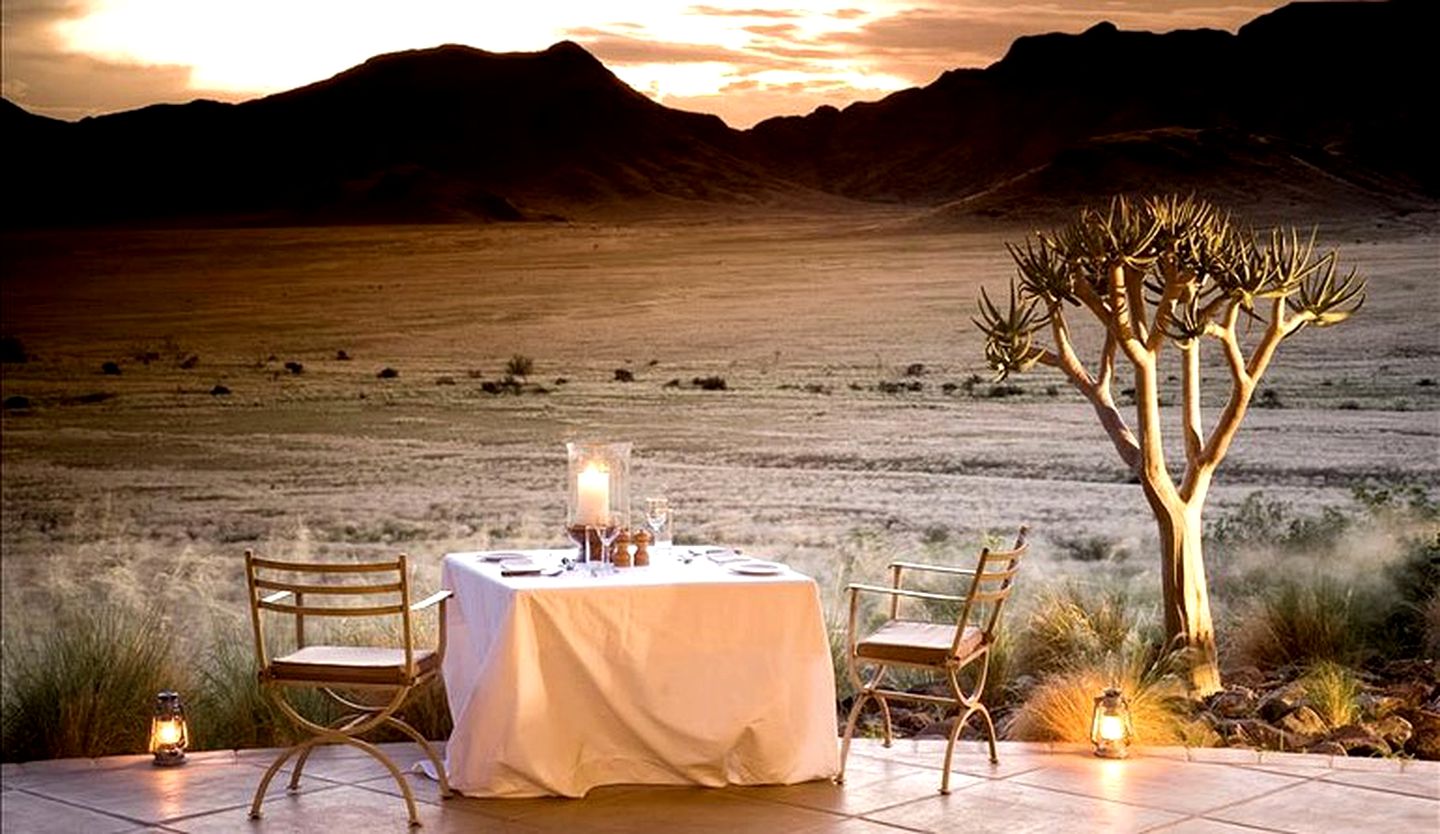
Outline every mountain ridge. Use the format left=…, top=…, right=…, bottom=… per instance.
left=5, top=0, right=1434, bottom=227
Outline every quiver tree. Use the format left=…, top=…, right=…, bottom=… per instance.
left=975, top=195, right=1365, bottom=695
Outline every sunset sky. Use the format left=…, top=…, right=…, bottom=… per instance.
left=4, top=0, right=1290, bottom=128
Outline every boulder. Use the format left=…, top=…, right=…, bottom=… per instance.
left=1304, top=740, right=1348, bottom=756
left=1278, top=706, right=1328, bottom=741
left=1258, top=682, right=1307, bottom=723
left=1224, top=666, right=1267, bottom=690
left=1397, top=708, right=1440, bottom=760
left=1374, top=714, right=1414, bottom=749
left=1329, top=724, right=1391, bottom=757
left=1210, top=686, right=1258, bottom=719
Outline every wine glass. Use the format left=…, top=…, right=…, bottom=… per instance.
left=595, top=522, right=621, bottom=575
left=644, top=497, right=671, bottom=561
left=563, top=523, right=586, bottom=570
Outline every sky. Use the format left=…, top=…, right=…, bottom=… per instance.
left=2, top=0, right=1291, bottom=129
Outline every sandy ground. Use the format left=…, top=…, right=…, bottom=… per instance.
left=2, top=212, right=1437, bottom=630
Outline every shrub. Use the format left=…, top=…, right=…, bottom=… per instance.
left=1298, top=661, right=1362, bottom=729
left=505, top=354, right=534, bottom=378
left=903, top=363, right=926, bottom=377
left=1, top=605, right=186, bottom=761
left=1052, top=534, right=1129, bottom=563
left=1007, top=649, right=1208, bottom=747
left=614, top=369, right=635, bottom=382
left=101, top=361, right=121, bottom=375
left=693, top=376, right=727, bottom=391
left=1014, top=584, right=1156, bottom=679
left=1230, top=576, right=1371, bottom=667
left=377, top=367, right=399, bottom=379
left=284, top=361, right=303, bottom=375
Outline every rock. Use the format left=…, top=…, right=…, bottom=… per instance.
left=1226, top=718, right=1300, bottom=750
left=1375, top=714, right=1413, bottom=748
left=1329, top=724, right=1391, bottom=757
left=1305, top=740, right=1348, bottom=756
left=915, top=716, right=955, bottom=739
left=1397, top=709, right=1440, bottom=760
left=1278, top=706, right=1328, bottom=740
left=1210, top=686, right=1258, bottom=719
left=1359, top=692, right=1408, bottom=717
left=1258, top=682, right=1307, bottom=723
left=1225, top=666, right=1267, bottom=690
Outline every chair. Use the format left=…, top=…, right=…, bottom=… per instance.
left=836, top=527, right=1027, bottom=794
left=244, top=550, right=453, bottom=827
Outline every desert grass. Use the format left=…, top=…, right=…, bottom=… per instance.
left=1, top=604, right=185, bottom=761
left=1298, top=661, right=1363, bottom=729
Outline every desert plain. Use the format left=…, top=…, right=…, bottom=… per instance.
left=1, top=209, right=1437, bottom=638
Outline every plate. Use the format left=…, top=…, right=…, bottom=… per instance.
left=499, top=558, right=541, bottom=575
left=727, top=559, right=785, bottom=576
left=479, top=551, right=529, bottom=562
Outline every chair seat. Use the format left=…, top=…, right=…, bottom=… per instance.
left=269, top=645, right=438, bottom=686
left=856, top=620, right=984, bottom=666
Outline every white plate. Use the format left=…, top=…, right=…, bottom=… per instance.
left=727, top=560, right=785, bottom=576
left=479, top=551, right=529, bottom=562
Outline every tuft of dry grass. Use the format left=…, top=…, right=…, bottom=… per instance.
left=1298, top=660, right=1362, bottom=729
left=1, top=605, right=187, bottom=761
left=1229, top=576, right=1369, bottom=668
left=1005, top=656, right=1212, bottom=747
left=1014, top=584, right=1155, bottom=679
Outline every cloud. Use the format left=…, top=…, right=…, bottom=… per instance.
left=742, top=23, right=800, bottom=38
left=688, top=5, right=803, bottom=18
left=1, top=0, right=246, bottom=119
left=565, top=26, right=797, bottom=71
left=817, top=1, right=1286, bottom=84
left=830, top=8, right=866, bottom=21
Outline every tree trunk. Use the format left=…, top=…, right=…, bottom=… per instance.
left=1157, top=503, right=1222, bottom=696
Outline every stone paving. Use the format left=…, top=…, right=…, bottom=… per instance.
left=2, top=739, right=1436, bottom=833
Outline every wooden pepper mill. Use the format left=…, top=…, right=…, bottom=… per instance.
left=632, top=530, right=651, bottom=566
left=612, top=529, right=632, bottom=567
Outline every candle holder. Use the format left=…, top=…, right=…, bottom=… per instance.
left=565, top=441, right=631, bottom=566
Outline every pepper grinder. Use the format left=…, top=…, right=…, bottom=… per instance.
left=632, top=530, right=651, bottom=566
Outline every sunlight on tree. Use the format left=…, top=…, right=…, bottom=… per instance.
left=975, top=195, right=1365, bottom=695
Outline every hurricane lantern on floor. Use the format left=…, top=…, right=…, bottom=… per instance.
left=1090, top=687, right=1133, bottom=759
left=565, top=441, right=631, bottom=563
left=149, top=690, right=189, bottom=766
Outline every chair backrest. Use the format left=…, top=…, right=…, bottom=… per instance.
left=244, top=550, right=415, bottom=673
left=953, top=527, right=1027, bottom=656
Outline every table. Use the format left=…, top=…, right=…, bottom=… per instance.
left=438, top=549, right=840, bottom=797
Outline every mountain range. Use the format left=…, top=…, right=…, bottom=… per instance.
left=4, top=0, right=1435, bottom=227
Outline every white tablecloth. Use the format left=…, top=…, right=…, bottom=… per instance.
left=439, top=549, right=839, bottom=797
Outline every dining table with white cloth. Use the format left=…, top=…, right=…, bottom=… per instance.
left=438, top=548, right=840, bottom=798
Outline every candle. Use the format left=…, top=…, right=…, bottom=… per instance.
left=577, top=462, right=610, bottom=526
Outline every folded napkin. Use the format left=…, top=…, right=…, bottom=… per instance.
left=706, top=550, right=747, bottom=564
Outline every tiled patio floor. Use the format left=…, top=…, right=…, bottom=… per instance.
left=2, top=739, right=1435, bottom=833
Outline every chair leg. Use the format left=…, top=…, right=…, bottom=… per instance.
left=383, top=715, right=453, bottom=798
left=877, top=695, right=894, bottom=748
left=338, top=734, right=425, bottom=827
left=250, top=741, right=309, bottom=819
left=836, top=690, right=870, bottom=785
left=977, top=703, right=999, bottom=763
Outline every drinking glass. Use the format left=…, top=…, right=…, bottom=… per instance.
left=645, top=497, right=672, bottom=560
left=595, top=523, right=621, bottom=575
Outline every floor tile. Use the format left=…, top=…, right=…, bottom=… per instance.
left=1148, top=818, right=1283, bottom=833
left=1010, top=754, right=1303, bottom=816
left=0, top=789, right=144, bottom=834
left=1319, top=768, right=1440, bottom=800
left=461, top=783, right=848, bottom=831
left=1208, top=779, right=1439, bottom=833
left=170, top=784, right=525, bottom=833
left=17, top=758, right=333, bottom=826
left=735, top=769, right=975, bottom=816
left=864, top=780, right=1184, bottom=833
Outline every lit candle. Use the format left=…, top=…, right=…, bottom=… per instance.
left=577, top=462, right=610, bottom=526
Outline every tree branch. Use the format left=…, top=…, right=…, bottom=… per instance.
left=1181, top=341, right=1203, bottom=468
left=1044, top=305, right=1141, bottom=472
left=1125, top=263, right=1150, bottom=345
